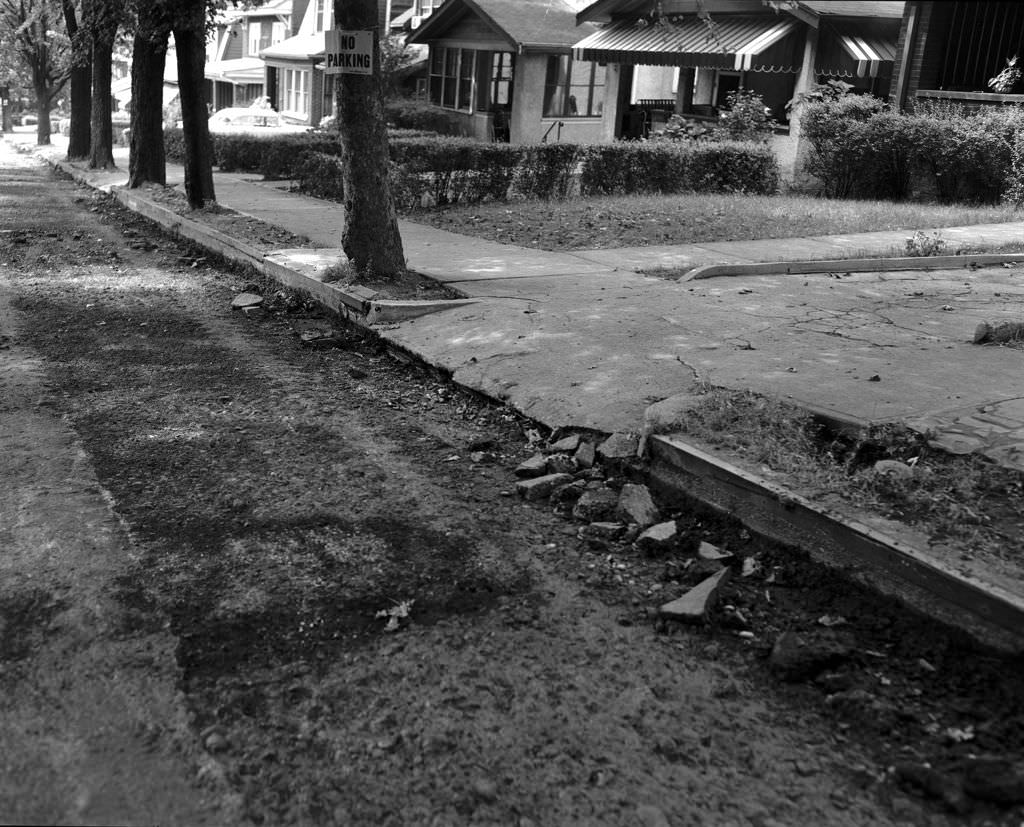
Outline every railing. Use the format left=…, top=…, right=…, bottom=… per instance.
left=541, top=120, right=564, bottom=143
left=915, top=89, right=1024, bottom=107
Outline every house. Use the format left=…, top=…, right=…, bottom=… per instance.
left=889, top=1, right=1024, bottom=111
left=573, top=0, right=904, bottom=176
left=406, top=0, right=602, bottom=143
left=205, top=0, right=292, bottom=110
left=259, top=0, right=439, bottom=127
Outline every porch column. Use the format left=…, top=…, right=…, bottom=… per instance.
left=788, top=24, right=818, bottom=184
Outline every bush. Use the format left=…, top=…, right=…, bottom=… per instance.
left=800, top=92, right=887, bottom=198
left=391, top=136, right=519, bottom=206
left=384, top=98, right=466, bottom=136
left=579, top=141, right=778, bottom=196
left=512, top=143, right=582, bottom=200
left=711, top=89, right=774, bottom=143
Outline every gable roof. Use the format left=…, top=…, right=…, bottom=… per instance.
left=409, top=0, right=597, bottom=51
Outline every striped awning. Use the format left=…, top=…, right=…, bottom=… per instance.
left=818, top=28, right=897, bottom=78
left=572, top=16, right=799, bottom=72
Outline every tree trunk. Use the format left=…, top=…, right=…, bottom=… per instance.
left=88, top=29, right=116, bottom=169
left=174, top=1, right=215, bottom=209
left=334, top=0, right=405, bottom=277
left=63, top=0, right=92, bottom=160
left=32, top=77, right=53, bottom=146
left=128, top=27, right=169, bottom=187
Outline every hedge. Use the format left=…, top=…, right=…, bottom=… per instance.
left=292, top=138, right=779, bottom=211
left=801, top=96, right=1024, bottom=204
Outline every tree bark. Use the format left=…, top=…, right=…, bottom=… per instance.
left=173, top=0, right=215, bottom=209
left=88, top=38, right=114, bottom=168
left=63, top=0, right=92, bottom=160
left=334, top=0, right=405, bottom=277
left=86, top=0, right=119, bottom=170
left=128, top=23, right=169, bottom=187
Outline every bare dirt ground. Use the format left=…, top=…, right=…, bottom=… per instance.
left=3, top=152, right=1024, bottom=827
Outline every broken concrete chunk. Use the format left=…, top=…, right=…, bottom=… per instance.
left=616, top=483, right=660, bottom=529
left=546, top=454, right=576, bottom=475
left=659, top=568, right=730, bottom=624
left=514, top=454, right=549, bottom=478
left=635, top=520, right=678, bottom=552
left=516, top=473, right=573, bottom=501
left=698, top=541, right=732, bottom=561
left=572, top=487, right=619, bottom=522
left=583, top=521, right=624, bottom=539
left=597, top=432, right=639, bottom=462
left=231, top=292, right=264, bottom=309
left=548, top=434, right=581, bottom=454
left=573, top=441, right=596, bottom=469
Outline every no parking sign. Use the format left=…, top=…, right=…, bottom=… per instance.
left=324, top=30, right=373, bottom=75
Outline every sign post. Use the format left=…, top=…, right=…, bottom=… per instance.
left=324, top=30, right=374, bottom=76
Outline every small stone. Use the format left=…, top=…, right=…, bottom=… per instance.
left=551, top=480, right=586, bottom=506
left=472, top=777, right=498, bottom=802
left=515, top=454, right=549, bottom=478
left=548, top=434, right=581, bottom=453
left=636, top=804, right=670, bottom=827
left=873, top=459, right=914, bottom=480
left=573, top=487, right=620, bottom=522
left=516, top=473, right=573, bottom=502
left=574, top=441, right=596, bottom=469
left=231, top=292, right=263, bottom=309
left=697, top=541, right=732, bottom=561
left=204, top=732, right=229, bottom=754
left=635, top=520, right=678, bottom=553
left=241, top=305, right=265, bottom=318
left=893, top=762, right=971, bottom=814
left=617, top=483, right=660, bottom=529
left=962, top=757, right=1024, bottom=805
left=584, top=521, right=623, bottom=539
left=546, top=454, right=576, bottom=475
left=348, top=367, right=367, bottom=379
left=769, top=630, right=855, bottom=682
left=659, top=568, right=730, bottom=624
left=597, top=432, right=639, bottom=462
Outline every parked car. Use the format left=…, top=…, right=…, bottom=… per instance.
left=206, top=107, right=311, bottom=135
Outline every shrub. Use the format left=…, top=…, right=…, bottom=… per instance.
left=294, top=151, right=346, bottom=201
left=512, top=143, right=583, bottom=200
left=799, top=91, right=887, bottom=198
left=579, top=141, right=778, bottom=197
left=648, top=114, right=713, bottom=142
left=710, top=89, right=774, bottom=143
left=1005, top=130, right=1024, bottom=208
left=391, top=136, right=519, bottom=206
left=384, top=98, right=466, bottom=136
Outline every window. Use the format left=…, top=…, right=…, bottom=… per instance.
left=281, top=68, right=309, bottom=117
left=490, top=52, right=513, bottom=107
left=428, top=47, right=475, bottom=112
left=248, top=21, right=262, bottom=57
left=543, top=56, right=605, bottom=117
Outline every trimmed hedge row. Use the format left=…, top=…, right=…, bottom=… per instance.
left=294, top=138, right=778, bottom=210
left=163, top=128, right=780, bottom=208
left=801, top=97, right=1024, bottom=204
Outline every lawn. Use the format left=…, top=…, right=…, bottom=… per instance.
left=405, top=192, right=1021, bottom=252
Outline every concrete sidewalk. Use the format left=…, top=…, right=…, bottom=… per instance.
left=11, top=134, right=1024, bottom=468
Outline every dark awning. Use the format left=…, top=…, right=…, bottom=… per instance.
left=572, top=15, right=800, bottom=72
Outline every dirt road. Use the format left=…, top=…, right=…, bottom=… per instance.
left=1, top=149, right=1021, bottom=827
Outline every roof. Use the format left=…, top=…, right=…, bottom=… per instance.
left=577, top=0, right=904, bottom=24
left=573, top=15, right=800, bottom=70
left=800, top=1, right=904, bottom=18
left=260, top=32, right=324, bottom=61
left=205, top=57, right=266, bottom=84
left=409, top=0, right=597, bottom=51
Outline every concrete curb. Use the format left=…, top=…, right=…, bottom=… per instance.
left=682, top=252, right=1024, bottom=281
left=49, top=157, right=478, bottom=325
left=649, top=434, right=1024, bottom=654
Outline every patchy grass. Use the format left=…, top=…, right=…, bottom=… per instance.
left=658, top=387, right=1024, bottom=562
left=407, top=192, right=1021, bottom=252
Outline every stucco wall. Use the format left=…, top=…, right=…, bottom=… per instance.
left=510, top=53, right=606, bottom=145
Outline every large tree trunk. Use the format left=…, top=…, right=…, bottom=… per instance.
left=88, top=41, right=115, bottom=168
left=174, top=0, right=215, bottom=209
left=32, top=76, right=53, bottom=146
left=128, top=27, right=169, bottom=187
left=63, top=0, right=92, bottom=160
left=334, top=0, right=405, bottom=277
